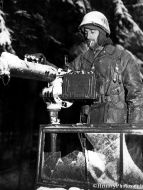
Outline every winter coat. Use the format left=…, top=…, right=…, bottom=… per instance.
left=69, top=44, right=143, bottom=124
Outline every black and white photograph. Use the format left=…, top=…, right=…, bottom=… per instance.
left=0, top=0, right=143, bottom=190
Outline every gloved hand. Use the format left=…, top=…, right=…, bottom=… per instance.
left=42, top=76, right=73, bottom=109
left=80, top=105, right=90, bottom=123
left=42, top=76, right=63, bottom=103
left=128, top=104, right=143, bottom=123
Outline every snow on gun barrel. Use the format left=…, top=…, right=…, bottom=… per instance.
left=0, top=52, right=58, bottom=82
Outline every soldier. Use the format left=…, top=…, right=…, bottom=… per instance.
left=68, top=11, right=143, bottom=124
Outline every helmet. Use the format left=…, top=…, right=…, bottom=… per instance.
left=79, top=11, right=110, bottom=35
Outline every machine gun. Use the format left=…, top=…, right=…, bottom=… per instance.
left=0, top=52, right=104, bottom=121
left=0, top=52, right=72, bottom=121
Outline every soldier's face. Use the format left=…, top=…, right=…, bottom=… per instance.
left=84, top=28, right=99, bottom=48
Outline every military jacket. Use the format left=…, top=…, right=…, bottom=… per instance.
left=69, top=44, right=143, bottom=124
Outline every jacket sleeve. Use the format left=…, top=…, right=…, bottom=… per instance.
left=122, top=50, right=143, bottom=123
left=68, top=54, right=82, bottom=71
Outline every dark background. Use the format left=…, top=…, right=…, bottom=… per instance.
left=0, top=0, right=143, bottom=189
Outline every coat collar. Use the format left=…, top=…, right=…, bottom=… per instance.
left=94, top=44, right=115, bottom=56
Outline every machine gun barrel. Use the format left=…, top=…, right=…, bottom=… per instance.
left=0, top=52, right=58, bottom=82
